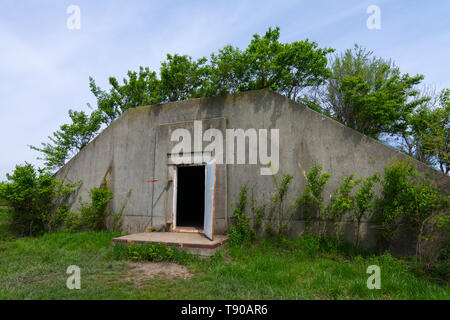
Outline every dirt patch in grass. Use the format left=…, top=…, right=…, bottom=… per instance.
left=125, top=262, right=193, bottom=287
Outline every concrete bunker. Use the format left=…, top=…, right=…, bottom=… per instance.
left=55, top=89, right=449, bottom=254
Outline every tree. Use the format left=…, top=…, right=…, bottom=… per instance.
left=397, top=88, right=449, bottom=174
left=412, top=89, right=449, bottom=174
left=89, top=67, right=162, bottom=125
left=29, top=137, right=71, bottom=171
left=160, top=54, right=210, bottom=101
left=208, top=45, right=250, bottom=95
left=315, top=45, right=427, bottom=138
left=30, top=109, right=102, bottom=170
left=244, top=27, right=333, bottom=100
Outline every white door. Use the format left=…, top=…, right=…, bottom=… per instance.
left=203, top=159, right=217, bottom=240
left=172, top=166, right=178, bottom=230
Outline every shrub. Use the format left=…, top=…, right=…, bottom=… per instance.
left=229, top=185, right=251, bottom=246
left=296, top=162, right=331, bottom=234
left=353, top=173, right=380, bottom=247
left=230, top=175, right=295, bottom=244
left=325, top=174, right=360, bottom=238
left=0, top=198, right=8, bottom=207
left=79, top=183, right=113, bottom=231
left=250, top=196, right=266, bottom=236
left=267, top=174, right=294, bottom=236
left=0, top=163, right=78, bottom=236
left=108, top=189, right=132, bottom=232
left=378, top=158, right=449, bottom=259
left=431, top=242, right=449, bottom=282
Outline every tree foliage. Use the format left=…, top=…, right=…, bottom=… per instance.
left=89, top=67, right=162, bottom=125
left=31, top=27, right=333, bottom=171
left=406, top=89, right=450, bottom=174
left=30, top=29, right=448, bottom=177
left=160, top=54, right=210, bottom=101
left=315, top=45, right=428, bottom=138
left=30, top=109, right=102, bottom=170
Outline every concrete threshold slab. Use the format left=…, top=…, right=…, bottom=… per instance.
left=111, top=232, right=229, bottom=257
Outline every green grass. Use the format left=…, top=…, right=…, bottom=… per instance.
left=0, top=229, right=448, bottom=300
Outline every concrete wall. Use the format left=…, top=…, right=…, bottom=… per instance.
left=56, top=89, right=449, bottom=250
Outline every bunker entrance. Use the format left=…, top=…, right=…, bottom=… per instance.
left=175, top=165, right=205, bottom=228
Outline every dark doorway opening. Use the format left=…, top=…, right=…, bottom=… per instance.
left=176, top=165, right=205, bottom=227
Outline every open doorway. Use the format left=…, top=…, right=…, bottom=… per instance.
left=175, top=165, right=205, bottom=229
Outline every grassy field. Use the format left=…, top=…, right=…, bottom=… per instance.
left=0, top=218, right=448, bottom=300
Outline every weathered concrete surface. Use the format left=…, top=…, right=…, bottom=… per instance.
left=56, top=89, right=449, bottom=251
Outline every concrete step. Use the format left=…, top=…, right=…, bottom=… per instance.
left=111, top=232, right=228, bottom=257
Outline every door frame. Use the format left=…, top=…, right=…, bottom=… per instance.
left=172, top=163, right=206, bottom=233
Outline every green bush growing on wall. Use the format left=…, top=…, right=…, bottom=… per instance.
left=79, top=183, right=113, bottom=231
left=353, top=173, right=380, bottom=247
left=296, top=162, right=331, bottom=235
left=250, top=196, right=266, bottom=236
left=229, top=184, right=251, bottom=246
left=325, top=174, right=360, bottom=239
left=267, top=174, right=294, bottom=236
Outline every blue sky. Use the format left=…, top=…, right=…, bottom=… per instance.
left=1, top=0, right=449, bottom=180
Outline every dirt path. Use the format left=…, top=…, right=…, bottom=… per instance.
left=125, top=262, right=193, bottom=287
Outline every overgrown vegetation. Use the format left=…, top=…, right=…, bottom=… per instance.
left=377, top=158, right=449, bottom=264
left=0, top=207, right=14, bottom=242
left=229, top=174, right=296, bottom=246
left=229, top=185, right=252, bottom=246
left=325, top=174, right=360, bottom=239
left=296, top=162, right=331, bottom=234
left=112, top=242, right=194, bottom=265
left=79, top=184, right=113, bottom=231
left=230, top=158, right=449, bottom=280
left=353, top=174, right=380, bottom=247
left=266, top=174, right=294, bottom=236
left=0, top=163, right=78, bottom=236
left=0, top=163, right=115, bottom=237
